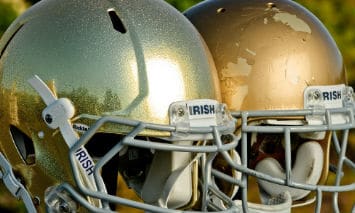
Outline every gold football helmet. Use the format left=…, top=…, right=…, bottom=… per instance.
left=0, top=0, right=241, bottom=212
left=185, top=0, right=355, bottom=212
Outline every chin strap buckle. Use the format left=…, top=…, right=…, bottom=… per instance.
left=0, top=153, right=37, bottom=213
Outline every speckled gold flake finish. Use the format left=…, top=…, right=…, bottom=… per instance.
left=185, top=0, right=346, bottom=111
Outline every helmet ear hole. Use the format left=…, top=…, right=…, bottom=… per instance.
left=9, top=125, right=36, bottom=165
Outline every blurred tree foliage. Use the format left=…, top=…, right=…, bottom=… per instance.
left=0, top=1, right=17, bottom=36
left=165, top=0, right=202, bottom=11
left=295, top=0, right=355, bottom=87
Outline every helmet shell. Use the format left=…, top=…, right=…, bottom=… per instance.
left=185, top=0, right=346, bottom=111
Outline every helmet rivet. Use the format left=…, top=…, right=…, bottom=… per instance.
left=59, top=202, right=71, bottom=213
left=177, top=107, right=185, bottom=117
left=220, top=105, right=226, bottom=115
left=312, top=90, right=321, bottom=100
left=45, top=114, right=53, bottom=124
left=38, top=131, right=44, bottom=139
left=307, top=90, right=321, bottom=101
left=345, top=89, right=353, bottom=102
left=33, top=196, right=40, bottom=206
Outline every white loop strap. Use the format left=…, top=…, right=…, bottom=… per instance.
left=255, top=141, right=324, bottom=200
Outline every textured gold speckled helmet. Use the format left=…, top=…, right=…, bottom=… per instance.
left=185, top=0, right=355, bottom=212
left=0, top=0, right=243, bottom=212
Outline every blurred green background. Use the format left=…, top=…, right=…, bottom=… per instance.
left=0, top=0, right=354, bottom=212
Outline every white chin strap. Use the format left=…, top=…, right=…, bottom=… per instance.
left=255, top=141, right=324, bottom=201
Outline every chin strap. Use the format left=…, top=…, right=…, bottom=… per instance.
left=0, top=153, right=37, bottom=213
left=256, top=141, right=324, bottom=201
left=142, top=141, right=195, bottom=209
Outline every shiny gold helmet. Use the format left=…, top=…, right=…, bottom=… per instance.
left=185, top=0, right=355, bottom=212
left=0, top=0, right=241, bottom=212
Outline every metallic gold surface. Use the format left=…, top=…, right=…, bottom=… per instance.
left=185, top=0, right=346, bottom=111
left=0, top=0, right=221, bottom=211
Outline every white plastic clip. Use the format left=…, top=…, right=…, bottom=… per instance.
left=28, top=75, right=102, bottom=194
left=304, top=84, right=353, bottom=125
